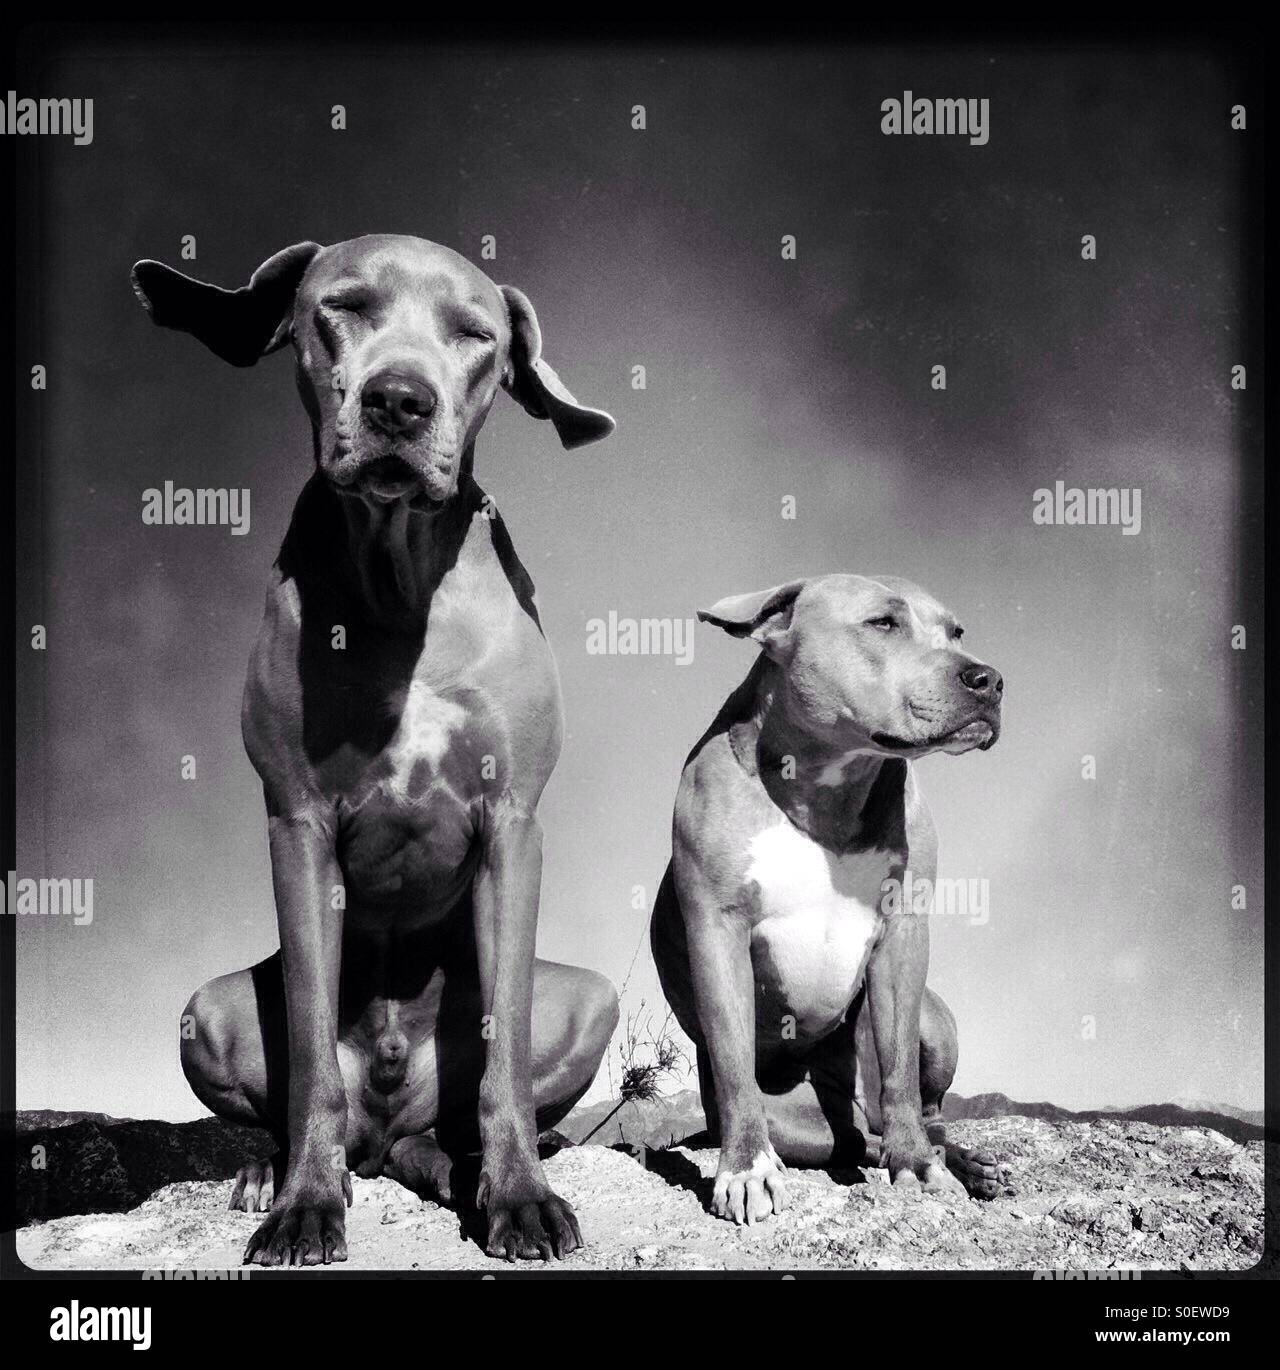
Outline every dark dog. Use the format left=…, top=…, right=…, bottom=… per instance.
left=133, top=235, right=618, bottom=1263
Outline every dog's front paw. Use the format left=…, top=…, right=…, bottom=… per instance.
left=712, top=1145, right=788, bottom=1225
left=477, top=1162, right=583, bottom=1262
left=882, top=1131, right=966, bottom=1197
left=243, top=1169, right=352, bottom=1267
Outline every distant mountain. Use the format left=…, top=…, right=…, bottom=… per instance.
left=563, top=1089, right=1270, bottom=1150
left=1095, top=1098, right=1263, bottom=1127
left=1169, top=1097, right=1266, bottom=1128
left=942, top=1093, right=1267, bottom=1147
left=943, top=1092, right=1078, bottom=1124
left=15, top=1110, right=122, bottom=1131
left=558, top=1089, right=707, bottom=1149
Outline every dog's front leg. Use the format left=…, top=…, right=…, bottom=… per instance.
left=681, top=872, right=788, bottom=1225
left=472, top=796, right=583, bottom=1261
left=865, top=900, right=964, bottom=1195
left=243, top=805, right=352, bottom=1265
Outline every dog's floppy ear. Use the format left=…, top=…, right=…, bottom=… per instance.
left=130, top=242, right=323, bottom=367
left=499, top=285, right=615, bottom=449
left=698, top=580, right=807, bottom=658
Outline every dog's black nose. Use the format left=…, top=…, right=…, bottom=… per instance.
left=959, top=662, right=1003, bottom=699
left=361, top=371, right=437, bottom=436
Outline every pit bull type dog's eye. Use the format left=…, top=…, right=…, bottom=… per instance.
left=865, top=616, right=897, bottom=632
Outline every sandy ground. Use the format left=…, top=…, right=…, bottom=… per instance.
left=16, top=1116, right=1266, bottom=1274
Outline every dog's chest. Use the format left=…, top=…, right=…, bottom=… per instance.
left=378, top=677, right=472, bottom=800
left=310, top=591, right=550, bottom=809
left=745, top=821, right=892, bottom=1033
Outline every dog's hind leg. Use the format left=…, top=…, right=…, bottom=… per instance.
left=181, top=954, right=288, bottom=1134
left=181, top=955, right=290, bottom=1212
left=757, top=991, right=1007, bottom=1198
left=181, top=952, right=359, bottom=1212
left=753, top=1012, right=879, bottom=1167
left=917, top=988, right=1006, bottom=1199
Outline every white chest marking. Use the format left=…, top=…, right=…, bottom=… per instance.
left=385, top=680, right=466, bottom=798
left=745, top=821, right=891, bottom=1028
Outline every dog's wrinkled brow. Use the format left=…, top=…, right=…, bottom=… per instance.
left=317, top=279, right=372, bottom=306
left=875, top=594, right=963, bottom=639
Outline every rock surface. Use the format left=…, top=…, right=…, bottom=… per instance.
left=16, top=1117, right=1268, bottom=1273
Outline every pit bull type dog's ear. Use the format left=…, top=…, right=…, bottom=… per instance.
left=499, top=285, right=615, bottom=449
left=130, top=242, right=323, bottom=367
left=698, top=580, right=808, bottom=659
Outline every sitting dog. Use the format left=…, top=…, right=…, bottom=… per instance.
left=651, top=574, right=1006, bottom=1224
left=132, top=235, right=619, bottom=1264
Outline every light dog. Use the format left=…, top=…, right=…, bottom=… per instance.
left=651, top=574, right=1006, bottom=1223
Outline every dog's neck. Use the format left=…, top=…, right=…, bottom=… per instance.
left=337, top=492, right=472, bottom=625
left=730, top=655, right=908, bottom=852
left=304, top=448, right=481, bottom=629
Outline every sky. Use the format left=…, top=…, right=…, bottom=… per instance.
left=14, top=34, right=1263, bottom=1120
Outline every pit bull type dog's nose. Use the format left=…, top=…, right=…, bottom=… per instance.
left=360, top=371, right=437, bottom=436
left=959, top=662, right=1003, bottom=699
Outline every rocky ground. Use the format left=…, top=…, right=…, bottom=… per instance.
left=16, top=1115, right=1269, bottom=1273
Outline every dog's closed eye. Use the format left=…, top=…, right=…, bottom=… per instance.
left=320, top=291, right=372, bottom=314
left=447, top=310, right=497, bottom=345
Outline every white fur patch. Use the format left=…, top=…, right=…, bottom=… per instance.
left=816, top=748, right=862, bottom=787
left=386, top=680, right=466, bottom=797
left=745, top=822, right=890, bottom=1031
left=715, top=1150, right=782, bottom=1190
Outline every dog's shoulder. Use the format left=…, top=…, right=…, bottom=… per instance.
left=900, top=763, right=938, bottom=869
left=674, top=713, right=775, bottom=896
